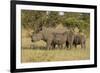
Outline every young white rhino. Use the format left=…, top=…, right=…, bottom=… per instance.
left=52, top=32, right=67, bottom=49
left=66, top=29, right=75, bottom=49
left=73, top=33, right=86, bottom=49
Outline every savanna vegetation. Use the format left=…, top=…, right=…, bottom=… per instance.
left=21, top=10, right=90, bottom=63
left=21, top=10, right=90, bottom=34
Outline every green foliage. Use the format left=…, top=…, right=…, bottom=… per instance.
left=21, top=10, right=90, bottom=34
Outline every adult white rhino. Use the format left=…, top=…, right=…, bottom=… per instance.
left=31, top=26, right=67, bottom=49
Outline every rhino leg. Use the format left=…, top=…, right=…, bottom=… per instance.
left=60, top=45, right=63, bottom=49
left=66, top=41, right=69, bottom=48
left=69, top=43, right=73, bottom=49
left=46, top=39, right=53, bottom=50
left=84, top=41, right=86, bottom=49
left=51, top=42, right=56, bottom=49
left=81, top=42, right=86, bottom=49
left=81, top=43, right=84, bottom=49
left=46, top=43, right=51, bottom=50
left=68, top=40, right=73, bottom=49
left=74, top=43, right=77, bottom=48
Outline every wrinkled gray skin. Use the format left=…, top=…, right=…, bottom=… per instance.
left=31, top=27, right=67, bottom=49
left=73, top=34, right=86, bottom=49
left=31, top=31, right=67, bottom=49
left=52, top=32, right=67, bottom=49
left=31, top=27, right=86, bottom=49
left=31, top=30, right=54, bottom=50
left=66, top=30, right=74, bottom=49
left=31, top=28, right=74, bottom=49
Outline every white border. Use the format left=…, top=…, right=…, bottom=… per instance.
left=16, top=5, right=94, bottom=69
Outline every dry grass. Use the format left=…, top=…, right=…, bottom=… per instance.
left=21, top=28, right=90, bottom=63
left=21, top=47, right=90, bottom=63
